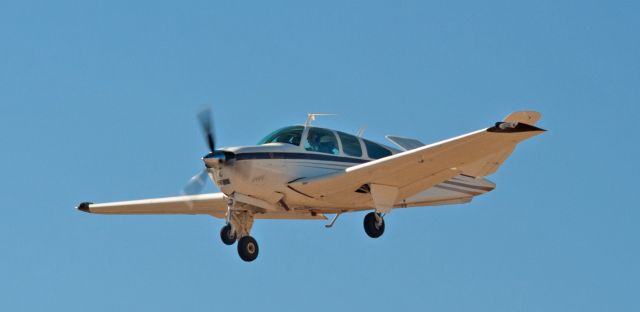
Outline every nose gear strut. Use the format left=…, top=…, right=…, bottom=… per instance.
left=219, top=196, right=259, bottom=262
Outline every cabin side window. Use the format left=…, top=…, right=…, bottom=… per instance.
left=257, top=126, right=303, bottom=146
left=304, top=128, right=339, bottom=155
left=337, top=131, right=363, bottom=157
left=363, top=139, right=392, bottom=159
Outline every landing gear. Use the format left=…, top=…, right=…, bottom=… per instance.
left=220, top=224, right=236, bottom=245
left=222, top=203, right=260, bottom=261
left=237, top=236, right=259, bottom=262
left=363, top=212, right=385, bottom=238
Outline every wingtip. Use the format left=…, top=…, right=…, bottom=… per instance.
left=488, top=122, right=546, bottom=133
left=77, top=202, right=93, bottom=213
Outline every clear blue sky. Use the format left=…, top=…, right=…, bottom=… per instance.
left=1, top=1, right=638, bottom=311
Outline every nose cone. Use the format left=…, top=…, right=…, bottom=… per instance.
left=203, top=150, right=234, bottom=168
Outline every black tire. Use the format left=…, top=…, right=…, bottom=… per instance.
left=363, top=212, right=385, bottom=238
left=237, top=236, right=259, bottom=262
left=220, top=224, right=236, bottom=245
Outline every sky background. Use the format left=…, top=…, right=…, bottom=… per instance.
left=1, top=0, right=639, bottom=311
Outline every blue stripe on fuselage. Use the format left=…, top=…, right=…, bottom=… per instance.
left=234, top=152, right=369, bottom=164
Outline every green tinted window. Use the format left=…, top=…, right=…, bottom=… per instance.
left=337, top=131, right=362, bottom=157
left=364, top=139, right=392, bottom=159
left=304, top=128, right=339, bottom=155
left=257, top=126, right=303, bottom=146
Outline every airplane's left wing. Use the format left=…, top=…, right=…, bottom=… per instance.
left=77, top=193, right=229, bottom=218
left=77, top=192, right=327, bottom=220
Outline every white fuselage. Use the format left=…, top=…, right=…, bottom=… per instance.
left=207, top=139, right=495, bottom=214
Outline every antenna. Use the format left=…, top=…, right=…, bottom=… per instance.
left=305, top=113, right=336, bottom=126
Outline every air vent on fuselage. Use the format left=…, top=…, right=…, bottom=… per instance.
left=355, top=184, right=371, bottom=194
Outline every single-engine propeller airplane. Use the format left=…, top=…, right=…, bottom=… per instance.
left=78, top=110, right=545, bottom=262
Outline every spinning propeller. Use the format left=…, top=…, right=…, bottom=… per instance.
left=181, top=108, right=230, bottom=195
left=198, top=108, right=216, bottom=152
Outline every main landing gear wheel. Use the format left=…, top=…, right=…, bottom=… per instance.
left=220, top=224, right=236, bottom=245
left=363, top=212, right=385, bottom=238
left=237, top=236, right=259, bottom=262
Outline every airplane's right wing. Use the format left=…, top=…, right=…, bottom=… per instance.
left=289, top=112, right=545, bottom=207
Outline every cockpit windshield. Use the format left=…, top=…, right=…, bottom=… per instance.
left=257, top=126, right=304, bottom=146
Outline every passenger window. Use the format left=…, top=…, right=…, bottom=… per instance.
left=305, top=128, right=339, bottom=155
left=337, top=131, right=362, bottom=157
left=364, top=139, right=392, bottom=159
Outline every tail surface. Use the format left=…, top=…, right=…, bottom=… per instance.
left=503, top=111, right=542, bottom=125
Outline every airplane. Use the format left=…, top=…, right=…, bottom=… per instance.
left=78, top=110, right=545, bottom=262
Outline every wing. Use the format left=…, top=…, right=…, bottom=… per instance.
left=289, top=113, right=545, bottom=209
left=77, top=192, right=326, bottom=220
left=77, top=193, right=228, bottom=217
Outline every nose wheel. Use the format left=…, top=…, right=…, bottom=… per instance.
left=237, top=236, right=259, bottom=262
left=220, top=224, right=236, bottom=245
left=219, top=207, right=260, bottom=262
left=363, top=212, right=385, bottom=238
left=219, top=224, right=260, bottom=262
